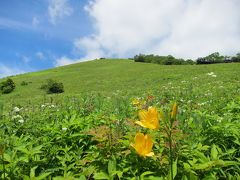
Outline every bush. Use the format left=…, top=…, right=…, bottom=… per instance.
left=20, top=81, right=28, bottom=86
left=41, top=79, right=64, bottom=94
left=0, top=78, right=16, bottom=94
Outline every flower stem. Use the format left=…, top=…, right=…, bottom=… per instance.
left=2, top=153, right=6, bottom=180
left=169, top=130, right=173, bottom=180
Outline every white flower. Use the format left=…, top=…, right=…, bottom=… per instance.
left=212, top=74, right=217, bottom=77
left=207, top=72, right=214, bottom=76
left=12, top=115, right=22, bottom=120
left=18, top=119, right=24, bottom=123
left=49, top=104, right=55, bottom=108
left=62, top=127, right=67, bottom=131
left=13, top=107, right=20, bottom=113
left=41, top=104, right=46, bottom=108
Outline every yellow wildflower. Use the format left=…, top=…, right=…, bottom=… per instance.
left=171, top=103, right=178, bottom=120
left=132, top=98, right=144, bottom=107
left=131, top=133, right=154, bottom=157
left=135, top=107, right=159, bottom=130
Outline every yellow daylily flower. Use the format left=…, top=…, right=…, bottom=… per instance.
left=171, top=103, right=178, bottom=120
left=131, top=133, right=154, bottom=157
left=135, top=107, right=159, bottom=130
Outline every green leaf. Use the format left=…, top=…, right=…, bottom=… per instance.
left=211, top=144, right=218, bottom=160
left=79, top=175, right=87, bottom=180
left=36, top=172, right=52, bottom=180
left=146, top=176, right=163, bottom=180
left=93, top=172, right=109, bottom=179
left=30, top=166, right=38, bottom=178
left=140, top=171, right=154, bottom=179
left=172, top=159, right=178, bottom=179
left=108, top=157, right=116, bottom=176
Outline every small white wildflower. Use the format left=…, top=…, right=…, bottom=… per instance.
left=49, top=104, right=55, bottom=108
left=41, top=104, right=45, bottom=108
left=211, top=74, right=217, bottom=77
left=207, top=72, right=214, bottom=76
left=13, top=107, right=20, bottom=113
left=12, top=115, right=22, bottom=120
left=18, top=119, right=24, bottom=123
left=62, top=127, right=67, bottom=131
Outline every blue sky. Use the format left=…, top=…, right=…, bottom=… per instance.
left=0, top=0, right=92, bottom=77
left=1, top=0, right=240, bottom=77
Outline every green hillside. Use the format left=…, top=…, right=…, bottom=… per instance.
left=1, top=59, right=240, bottom=106
left=1, top=59, right=240, bottom=179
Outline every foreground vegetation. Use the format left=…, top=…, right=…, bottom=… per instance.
left=0, top=60, right=240, bottom=179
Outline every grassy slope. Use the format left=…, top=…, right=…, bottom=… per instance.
left=1, top=59, right=240, bottom=105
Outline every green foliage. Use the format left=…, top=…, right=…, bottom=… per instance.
left=0, top=59, right=240, bottom=178
left=20, top=81, right=29, bottom=86
left=231, top=52, right=240, bottom=62
left=196, top=52, right=240, bottom=64
left=41, top=79, right=64, bottom=94
left=0, top=78, right=15, bottom=94
left=134, top=54, right=195, bottom=65
left=197, top=52, right=224, bottom=64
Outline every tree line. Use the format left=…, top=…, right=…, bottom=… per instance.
left=133, top=52, right=240, bottom=65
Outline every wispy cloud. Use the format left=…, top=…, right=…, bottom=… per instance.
left=0, top=64, right=25, bottom=78
left=0, top=17, right=32, bottom=30
left=48, top=0, right=73, bottom=25
left=16, top=53, right=31, bottom=63
left=32, top=17, right=40, bottom=26
left=36, top=52, right=45, bottom=60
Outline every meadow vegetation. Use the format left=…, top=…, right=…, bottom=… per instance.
left=0, top=59, right=240, bottom=179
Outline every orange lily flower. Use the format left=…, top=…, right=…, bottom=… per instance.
left=135, top=107, right=159, bottom=130
left=131, top=133, right=154, bottom=157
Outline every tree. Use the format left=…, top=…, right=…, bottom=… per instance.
left=0, top=78, right=16, bottom=94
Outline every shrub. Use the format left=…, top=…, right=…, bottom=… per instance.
left=20, top=81, right=28, bottom=86
left=41, top=79, right=64, bottom=94
left=134, top=54, right=146, bottom=62
left=0, top=78, right=16, bottom=94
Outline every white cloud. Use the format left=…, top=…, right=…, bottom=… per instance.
left=36, top=52, right=45, bottom=60
left=74, top=35, right=105, bottom=60
left=54, top=54, right=98, bottom=67
left=48, top=0, right=73, bottom=25
left=0, top=64, right=25, bottom=78
left=55, top=56, right=77, bottom=66
left=77, top=0, right=240, bottom=59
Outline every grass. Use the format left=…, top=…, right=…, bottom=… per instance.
left=1, top=59, right=240, bottom=107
